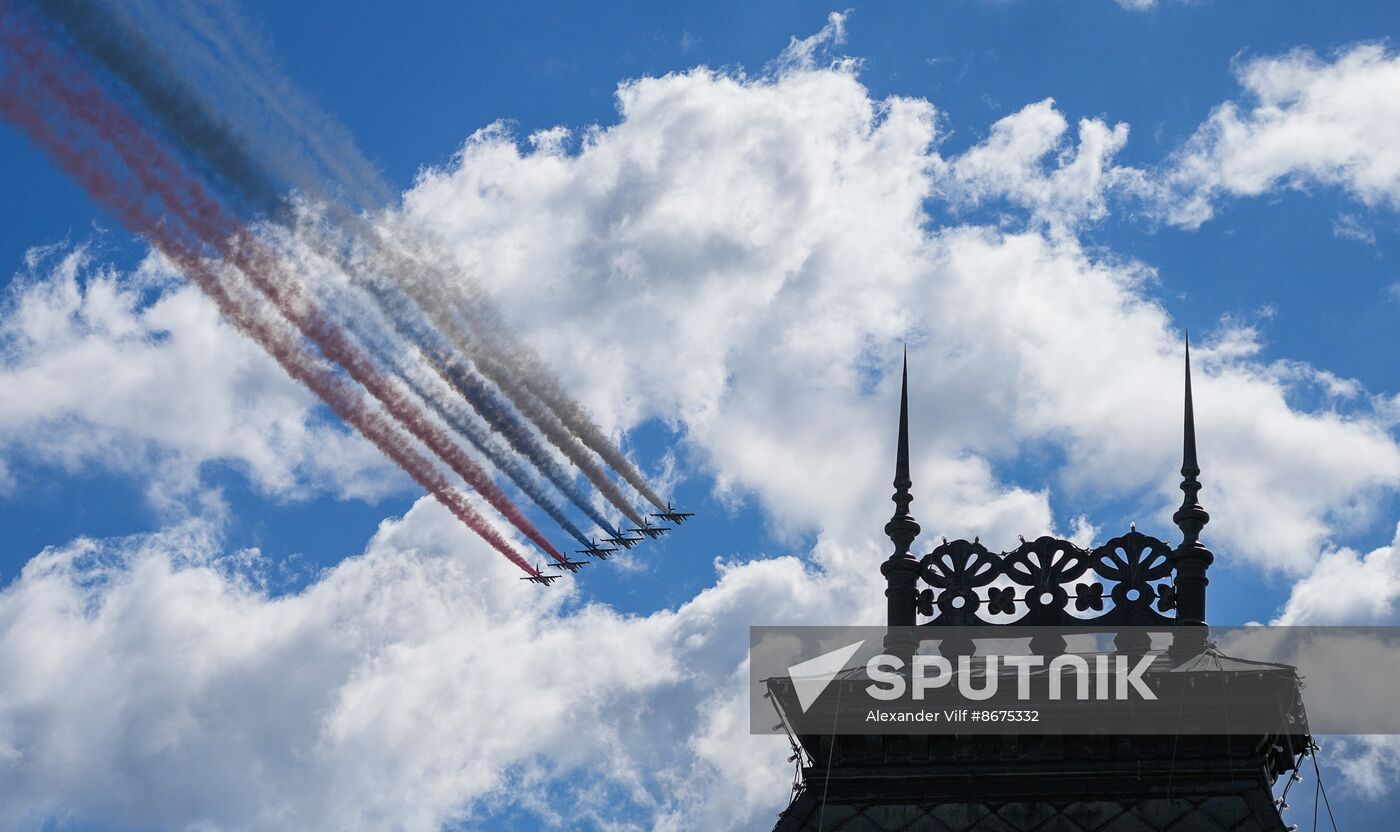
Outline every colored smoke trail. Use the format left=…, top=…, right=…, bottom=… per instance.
left=31, top=0, right=285, bottom=215
left=430, top=346, right=623, bottom=539
left=20, top=19, right=565, bottom=564
left=34, top=0, right=615, bottom=544
left=451, top=282, right=671, bottom=511
left=58, top=0, right=672, bottom=515
left=296, top=245, right=596, bottom=551
left=230, top=238, right=567, bottom=564
left=147, top=0, right=393, bottom=211
left=28, top=0, right=676, bottom=552
left=0, top=4, right=544, bottom=575
left=357, top=231, right=654, bottom=525
left=328, top=228, right=626, bottom=537
left=31, top=0, right=386, bottom=214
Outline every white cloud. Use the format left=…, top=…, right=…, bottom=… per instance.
left=1160, top=44, right=1400, bottom=227
left=407, top=61, right=1400, bottom=572
left=772, top=11, right=848, bottom=72
left=1271, top=525, right=1400, bottom=800
left=941, top=98, right=1138, bottom=230
left=1333, top=212, right=1378, bottom=245
left=1114, top=0, right=1158, bottom=10
left=1331, top=736, right=1400, bottom=799
left=1274, top=522, right=1400, bottom=625
left=0, top=245, right=400, bottom=509
left=0, top=502, right=852, bottom=831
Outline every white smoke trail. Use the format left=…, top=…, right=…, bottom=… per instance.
left=110, top=0, right=672, bottom=513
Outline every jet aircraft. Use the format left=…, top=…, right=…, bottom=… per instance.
left=650, top=502, right=695, bottom=524
left=521, top=567, right=562, bottom=586
left=577, top=540, right=618, bottom=559
left=604, top=532, right=643, bottom=549
left=628, top=519, right=670, bottom=539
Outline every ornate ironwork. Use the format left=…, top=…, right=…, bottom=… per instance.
left=885, top=339, right=1210, bottom=635
left=916, top=530, right=1177, bottom=627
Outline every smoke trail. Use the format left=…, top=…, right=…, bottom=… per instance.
left=453, top=286, right=671, bottom=511
left=32, top=0, right=386, bottom=214
left=20, top=24, right=568, bottom=565
left=401, top=255, right=671, bottom=511
left=288, top=208, right=624, bottom=537
left=155, top=0, right=392, bottom=210
left=93, top=0, right=673, bottom=512
left=291, top=236, right=597, bottom=550
left=233, top=237, right=569, bottom=564
left=328, top=230, right=629, bottom=535
left=0, top=5, right=546, bottom=575
left=35, top=0, right=645, bottom=531
left=38, top=0, right=671, bottom=517
left=31, top=0, right=284, bottom=215
left=358, top=241, right=651, bottom=526
left=429, top=344, right=623, bottom=538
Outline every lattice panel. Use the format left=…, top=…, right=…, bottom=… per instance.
left=915, top=530, right=1177, bottom=627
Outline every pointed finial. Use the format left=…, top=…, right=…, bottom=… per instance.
left=1182, top=332, right=1199, bottom=481
left=895, top=346, right=911, bottom=492
left=884, top=348, right=920, bottom=557
left=1173, top=332, right=1210, bottom=545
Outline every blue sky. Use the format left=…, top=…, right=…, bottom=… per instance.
left=2, top=1, right=1399, bottom=829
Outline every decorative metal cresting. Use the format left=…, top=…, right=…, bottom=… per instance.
left=882, top=338, right=1213, bottom=648
left=914, top=531, right=1176, bottom=627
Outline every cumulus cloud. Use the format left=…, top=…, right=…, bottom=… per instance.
left=0, top=245, right=399, bottom=509
left=0, top=499, right=865, bottom=831
left=941, top=98, right=1137, bottom=230
left=407, top=60, right=1400, bottom=572
left=7, top=26, right=1400, bottom=832
left=1159, top=44, right=1400, bottom=227
left=1274, top=523, right=1400, bottom=626
left=1271, top=525, right=1400, bottom=803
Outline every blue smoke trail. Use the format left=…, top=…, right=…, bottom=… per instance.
left=304, top=264, right=601, bottom=547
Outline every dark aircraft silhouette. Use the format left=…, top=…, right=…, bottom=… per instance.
left=556, top=558, right=589, bottom=573
left=604, top=531, right=643, bottom=549
left=577, top=539, right=618, bottom=560
left=520, top=566, right=562, bottom=586
left=650, top=502, right=694, bottom=525
left=628, top=519, right=670, bottom=539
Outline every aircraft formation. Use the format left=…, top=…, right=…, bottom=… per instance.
left=0, top=0, right=694, bottom=589
left=522, top=502, right=695, bottom=585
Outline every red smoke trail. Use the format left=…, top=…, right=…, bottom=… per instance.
left=240, top=242, right=567, bottom=565
left=8, top=8, right=567, bottom=565
left=364, top=238, right=653, bottom=526
left=0, top=7, right=545, bottom=576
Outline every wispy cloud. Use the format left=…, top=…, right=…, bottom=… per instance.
left=0, top=246, right=400, bottom=511
left=1154, top=44, right=1400, bottom=227
left=1334, top=212, right=1378, bottom=245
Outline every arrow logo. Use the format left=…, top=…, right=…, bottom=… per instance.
left=787, top=640, right=865, bottom=712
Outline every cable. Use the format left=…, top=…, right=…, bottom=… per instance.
left=1311, top=743, right=1339, bottom=831
left=1313, top=768, right=1319, bottom=831
left=815, top=678, right=845, bottom=832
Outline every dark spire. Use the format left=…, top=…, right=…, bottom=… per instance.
left=1173, top=333, right=1210, bottom=546
left=884, top=348, right=920, bottom=556
left=894, top=348, right=912, bottom=494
